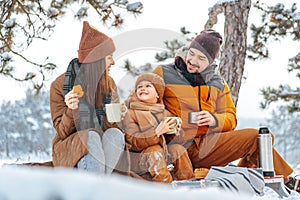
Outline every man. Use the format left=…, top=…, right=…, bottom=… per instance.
left=152, top=29, right=293, bottom=181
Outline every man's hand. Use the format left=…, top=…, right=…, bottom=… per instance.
left=196, top=111, right=216, bottom=127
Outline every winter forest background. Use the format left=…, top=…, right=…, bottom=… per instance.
left=0, top=90, right=299, bottom=169
left=0, top=0, right=300, bottom=172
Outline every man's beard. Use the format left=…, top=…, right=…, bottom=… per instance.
left=175, top=57, right=206, bottom=86
left=181, top=69, right=206, bottom=86
left=186, top=60, right=200, bottom=70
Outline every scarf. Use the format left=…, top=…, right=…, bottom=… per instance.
left=129, top=101, right=171, bottom=165
left=175, top=56, right=216, bottom=85
left=63, top=58, right=81, bottom=96
left=129, top=101, right=165, bottom=132
left=174, top=56, right=224, bottom=90
left=63, top=58, right=111, bottom=131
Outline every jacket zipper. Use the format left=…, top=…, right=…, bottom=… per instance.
left=198, top=85, right=202, bottom=111
left=206, top=86, right=211, bottom=102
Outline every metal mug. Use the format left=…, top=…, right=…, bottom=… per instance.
left=188, top=112, right=198, bottom=124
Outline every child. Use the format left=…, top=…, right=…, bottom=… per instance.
left=123, top=73, right=193, bottom=183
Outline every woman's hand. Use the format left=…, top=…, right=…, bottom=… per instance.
left=120, top=103, right=128, bottom=120
left=64, top=90, right=80, bottom=110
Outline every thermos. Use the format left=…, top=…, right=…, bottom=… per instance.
left=258, top=127, right=275, bottom=177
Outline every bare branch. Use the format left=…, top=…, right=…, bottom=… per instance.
left=204, top=3, right=224, bottom=30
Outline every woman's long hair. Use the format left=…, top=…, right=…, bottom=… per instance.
left=80, top=58, right=113, bottom=108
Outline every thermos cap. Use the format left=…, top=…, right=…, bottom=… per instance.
left=259, top=127, right=270, bottom=134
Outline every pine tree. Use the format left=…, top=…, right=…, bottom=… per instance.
left=0, top=0, right=143, bottom=92
left=249, top=2, right=300, bottom=113
left=265, top=106, right=300, bottom=167
left=123, top=1, right=299, bottom=108
left=0, top=90, right=54, bottom=161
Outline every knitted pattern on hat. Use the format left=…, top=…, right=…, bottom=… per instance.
left=78, top=21, right=116, bottom=63
left=189, top=29, right=223, bottom=64
left=135, top=73, right=165, bottom=103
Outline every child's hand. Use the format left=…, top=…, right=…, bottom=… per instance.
left=155, top=119, right=174, bottom=137
left=175, top=118, right=182, bottom=136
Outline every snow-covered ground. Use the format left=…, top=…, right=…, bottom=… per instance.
left=0, top=164, right=299, bottom=200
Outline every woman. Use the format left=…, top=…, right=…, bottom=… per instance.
left=50, top=21, right=125, bottom=174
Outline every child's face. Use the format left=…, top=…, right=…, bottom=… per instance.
left=136, top=81, right=158, bottom=104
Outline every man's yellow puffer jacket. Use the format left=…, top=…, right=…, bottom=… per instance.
left=153, top=64, right=237, bottom=144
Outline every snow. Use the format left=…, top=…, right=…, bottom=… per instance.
left=0, top=165, right=299, bottom=200
left=75, top=7, right=88, bottom=17
left=216, top=0, right=237, bottom=5
left=119, top=0, right=129, bottom=6
left=26, top=117, right=39, bottom=130
left=292, top=12, right=300, bottom=21
left=49, top=7, right=59, bottom=17
left=275, top=14, right=284, bottom=20
left=3, top=18, right=16, bottom=28
left=48, top=7, right=59, bottom=18
left=0, top=52, right=13, bottom=61
left=126, top=2, right=143, bottom=12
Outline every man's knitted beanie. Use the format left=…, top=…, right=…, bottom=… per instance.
left=135, top=73, right=165, bottom=103
left=189, top=29, right=223, bottom=64
left=78, top=21, right=116, bottom=63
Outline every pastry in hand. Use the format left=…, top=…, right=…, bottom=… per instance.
left=73, top=85, right=84, bottom=98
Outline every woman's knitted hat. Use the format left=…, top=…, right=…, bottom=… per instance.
left=189, top=29, right=223, bottom=64
left=78, top=21, right=116, bottom=63
left=135, top=73, right=165, bottom=103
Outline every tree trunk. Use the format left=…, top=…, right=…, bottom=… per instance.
left=205, top=0, right=251, bottom=106
left=6, top=134, right=9, bottom=157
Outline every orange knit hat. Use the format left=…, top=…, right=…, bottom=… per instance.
left=78, top=21, right=116, bottom=63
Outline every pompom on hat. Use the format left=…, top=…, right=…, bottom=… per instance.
left=189, top=29, right=223, bottom=64
left=135, top=73, right=165, bottom=103
left=78, top=21, right=116, bottom=63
